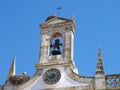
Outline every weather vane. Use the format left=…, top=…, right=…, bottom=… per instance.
left=57, top=6, right=62, bottom=16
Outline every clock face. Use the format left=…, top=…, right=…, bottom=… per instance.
left=43, top=68, right=61, bottom=85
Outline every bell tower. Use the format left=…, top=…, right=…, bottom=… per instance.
left=1, top=16, right=94, bottom=90
left=36, top=15, right=77, bottom=73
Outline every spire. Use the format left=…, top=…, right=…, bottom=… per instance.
left=96, top=48, right=105, bottom=76
left=7, top=56, right=16, bottom=80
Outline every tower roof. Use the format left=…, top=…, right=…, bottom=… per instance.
left=45, top=15, right=73, bottom=22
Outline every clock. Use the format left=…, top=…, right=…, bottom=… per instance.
left=43, top=68, right=61, bottom=85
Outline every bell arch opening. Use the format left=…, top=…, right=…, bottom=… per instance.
left=49, top=32, right=63, bottom=56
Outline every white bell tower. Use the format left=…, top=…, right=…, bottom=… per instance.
left=36, top=15, right=77, bottom=73
left=2, top=16, right=92, bottom=90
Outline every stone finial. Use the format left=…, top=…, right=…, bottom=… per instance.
left=96, top=48, right=105, bottom=75
left=71, top=15, right=74, bottom=20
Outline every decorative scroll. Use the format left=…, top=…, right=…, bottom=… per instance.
left=106, top=74, right=120, bottom=88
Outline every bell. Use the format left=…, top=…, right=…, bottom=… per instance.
left=52, top=47, right=61, bottom=55
left=53, top=47, right=59, bottom=51
left=50, top=39, right=62, bottom=55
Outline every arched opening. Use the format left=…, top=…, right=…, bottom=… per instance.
left=50, top=32, right=63, bottom=56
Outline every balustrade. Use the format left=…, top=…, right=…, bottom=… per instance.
left=105, top=74, right=120, bottom=88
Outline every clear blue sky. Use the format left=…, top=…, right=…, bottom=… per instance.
left=0, top=0, right=120, bottom=84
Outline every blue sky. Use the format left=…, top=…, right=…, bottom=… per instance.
left=0, top=0, right=120, bottom=84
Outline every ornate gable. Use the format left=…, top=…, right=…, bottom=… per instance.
left=47, top=19, right=66, bottom=25
left=40, top=16, right=76, bottom=29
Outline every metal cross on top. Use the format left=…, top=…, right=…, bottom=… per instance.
left=57, top=7, right=62, bottom=16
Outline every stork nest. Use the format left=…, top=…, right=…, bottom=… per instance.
left=9, top=74, right=30, bottom=85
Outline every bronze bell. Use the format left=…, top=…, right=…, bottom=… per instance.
left=53, top=47, right=59, bottom=51
left=52, top=46, right=61, bottom=55
left=50, top=39, right=62, bottom=55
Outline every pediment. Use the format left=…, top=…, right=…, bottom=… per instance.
left=30, top=67, right=89, bottom=90
left=18, top=67, right=90, bottom=90
left=47, top=19, right=66, bottom=25
left=41, top=16, right=73, bottom=28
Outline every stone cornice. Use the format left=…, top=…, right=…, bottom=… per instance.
left=35, top=63, right=71, bottom=69
left=40, top=21, right=75, bottom=29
